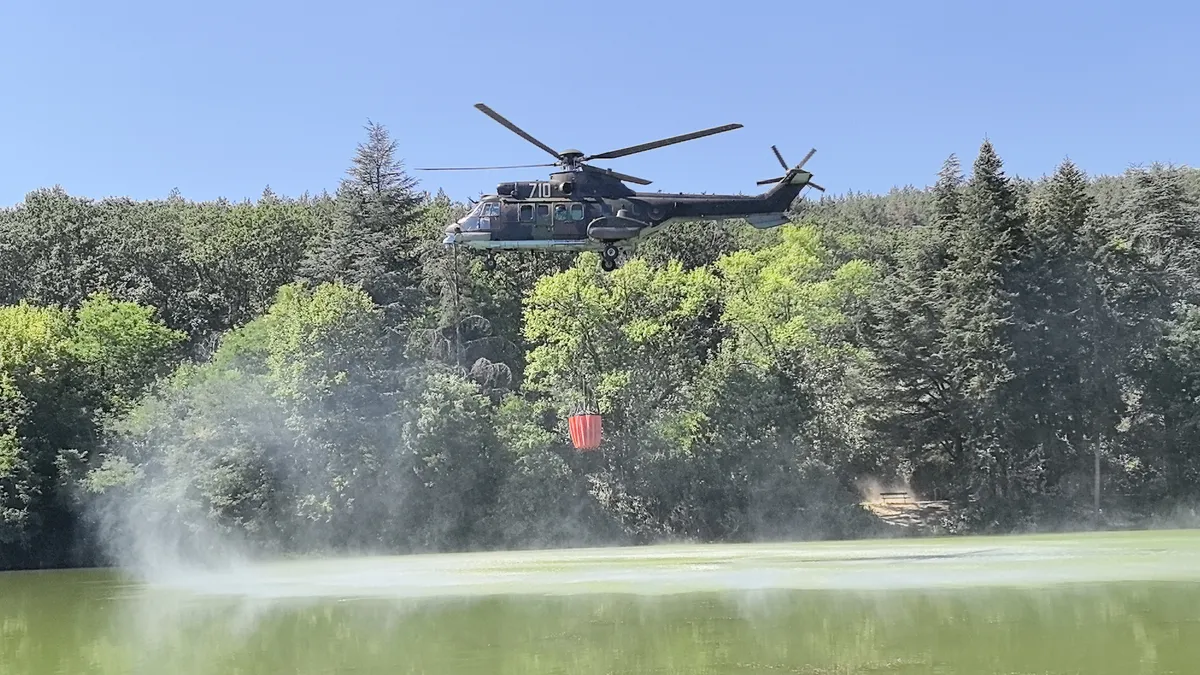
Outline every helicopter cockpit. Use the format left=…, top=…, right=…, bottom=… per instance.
left=444, top=199, right=499, bottom=244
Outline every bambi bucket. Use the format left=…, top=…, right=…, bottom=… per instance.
left=568, top=413, right=602, bottom=451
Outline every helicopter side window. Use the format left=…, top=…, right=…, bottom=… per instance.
left=537, top=204, right=549, bottom=220
left=519, top=204, right=535, bottom=222
left=570, top=203, right=585, bottom=221
left=553, top=204, right=569, bottom=222
left=482, top=202, right=501, bottom=217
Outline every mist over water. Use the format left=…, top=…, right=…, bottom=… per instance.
left=128, top=531, right=1200, bottom=601
left=54, top=322, right=1200, bottom=673
left=4, top=531, right=1200, bottom=674
left=55, top=368, right=1200, bottom=674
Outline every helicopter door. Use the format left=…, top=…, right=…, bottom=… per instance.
left=534, top=203, right=551, bottom=239
left=517, top=203, right=536, bottom=238
left=501, top=202, right=520, bottom=238
left=553, top=202, right=587, bottom=237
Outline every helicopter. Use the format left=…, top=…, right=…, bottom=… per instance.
left=419, top=103, right=825, bottom=271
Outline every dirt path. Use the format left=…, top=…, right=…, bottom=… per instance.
left=860, top=490, right=951, bottom=534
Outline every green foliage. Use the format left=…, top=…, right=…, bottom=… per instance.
left=523, top=254, right=721, bottom=418
left=68, top=292, right=187, bottom=412
left=5, top=121, right=1200, bottom=570
left=248, top=281, right=386, bottom=403
left=717, top=225, right=874, bottom=367
left=0, top=295, right=181, bottom=566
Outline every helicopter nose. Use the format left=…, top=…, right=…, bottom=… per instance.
left=445, top=222, right=462, bottom=235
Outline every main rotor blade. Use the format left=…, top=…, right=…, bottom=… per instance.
left=474, top=103, right=562, bottom=161
left=416, top=163, right=557, bottom=171
left=583, top=123, right=743, bottom=161
left=603, top=169, right=653, bottom=186
left=583, top=164, right=653, bottom=185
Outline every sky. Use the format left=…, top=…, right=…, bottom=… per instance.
left=1, top=0, right=1196, bottom=207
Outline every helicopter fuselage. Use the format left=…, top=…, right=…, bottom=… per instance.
left=443, top=166, right=813, bottom=252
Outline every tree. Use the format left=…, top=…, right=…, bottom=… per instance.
left=1017, top=160, right=1124, bottom=519
left=299, top=121, right=428, bottom=328
left=0, top=295, right=183, bottom=569
left=856, top=154, right=967, bottom=502
left=933, top=141, right=1032, bottom=519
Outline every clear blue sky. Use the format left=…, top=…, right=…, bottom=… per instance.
left=1, top=0, right=1195, bottom=207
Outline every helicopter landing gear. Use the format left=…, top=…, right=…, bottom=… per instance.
left=482, top=252, right=497, bottom=271
left=600, top=243, right=621, bottom=272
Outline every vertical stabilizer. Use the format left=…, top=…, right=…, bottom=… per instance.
left=757, top=146, right=824, bottom=211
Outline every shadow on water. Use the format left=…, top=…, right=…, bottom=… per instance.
left=3, top=535, right=1200, bottom=674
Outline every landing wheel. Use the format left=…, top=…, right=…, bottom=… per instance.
left=482, top=253, right=496, bottom=271
left=600, top=243, right=621, bottom=272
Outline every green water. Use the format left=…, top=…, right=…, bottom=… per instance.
left=3, top=530, right=1200, bottom=674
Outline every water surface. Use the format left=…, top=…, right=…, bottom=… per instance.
left=3, top=529, right=1198, bottom=674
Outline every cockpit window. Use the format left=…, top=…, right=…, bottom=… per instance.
left=482, top=202, right=501, bottom=217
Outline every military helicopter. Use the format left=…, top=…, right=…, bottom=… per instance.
left=419, top=103, right=825, bottom=271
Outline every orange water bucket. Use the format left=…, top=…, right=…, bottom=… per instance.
left=568, top=413, right=602, bottom=451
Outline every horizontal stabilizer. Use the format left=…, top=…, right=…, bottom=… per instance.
left=745, top=213, right=790, bottom=229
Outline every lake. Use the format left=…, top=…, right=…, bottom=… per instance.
left=2, top=529, right=1198, bottom=674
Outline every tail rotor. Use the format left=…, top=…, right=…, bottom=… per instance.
left=757, top=146, right=825, bottom=192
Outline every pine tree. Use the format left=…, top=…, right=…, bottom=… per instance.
left=1119, top=165, right=1200, bottom=503
left=1016, top=160, right=1125, bottom=513
left=927, top=140, right=1032, bottom=513
left=941, top=140, right=1022, bottom=399
left=298, top=120, right=427, bottom=327
left=857, top=154, right=967, bottom=499
left=928, top=153, right=965, bottom=296
left=932, top=154, right=963, bottom=245
left=1122, top=163, right=1200, bottom=306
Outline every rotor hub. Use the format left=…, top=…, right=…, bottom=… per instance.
left=559, top=149, right=585, bottom=167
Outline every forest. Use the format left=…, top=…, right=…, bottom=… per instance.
left=2, top=121, right=1199, bottom=572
